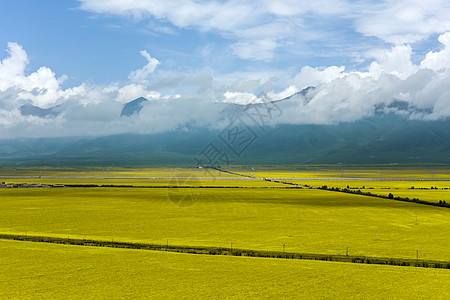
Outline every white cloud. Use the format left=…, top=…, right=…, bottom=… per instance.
left=354, top=0, right=450, bottom=44
left=261, top=34, right=450, bottom=125
left=420, top=32, right=450, bottom=71
left=292, top=66, right=346, bottom=89
left=116, top=84, right=161, bottom=104
left=0, top=42, right=28, bottom=90
left=128, top=50, right=160, bottom=82
left=78, top=0, right=450, bottom=62
left=4, top=32, right=450, bottom=138
left=0, top=42, right=67, bottom=108
left=221, top=91, right=259, bottom=105
left=231, top=39, right=278, bottom=61
left=368, top=45, right=418, bottom=80
left=266, top=85, right=299, bottom=101
left=78, top=0, right=349, bottom=61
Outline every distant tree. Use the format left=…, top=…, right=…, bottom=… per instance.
left=388, top=193, right=394, bottom=199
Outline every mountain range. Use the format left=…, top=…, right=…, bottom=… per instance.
left=1, top=112, right=449, bottom=166
left=4, top=88, right=449, bottom=166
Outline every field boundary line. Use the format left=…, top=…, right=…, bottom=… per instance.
left=213, top=168, right=450, bottom=208
left=4, top=175, right=450, bottom=181
left=1, top=233, right=449, bottom=269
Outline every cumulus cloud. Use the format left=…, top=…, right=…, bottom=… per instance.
left=218, top=32, right=450, bottom=124
left=128, top=50, right=160, bottom=82
left=0, top=44, right=175, bottom=138
left=420, top=32, right=450, bottom=71
left=0, top=42, right=28, bottom=88
left=367, top=45, right=418, bottom=80
left=275, top=33, right=450, bottom=124
left=3, top=32, right=450, bottom=138
left=0, top=43, right=66, bottom=108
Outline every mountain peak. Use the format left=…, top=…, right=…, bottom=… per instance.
left=20, top=103, right=60, bottom=118
left=120, top=97, right=149, bottom=117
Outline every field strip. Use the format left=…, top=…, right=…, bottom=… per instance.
left=0, top=176, right=260, bottom=180
left=214, top=168, right=450, bottom=208
left=1, top=233, right=449, bottom=269
left=267, top=178, right=450, bottom=181
left=2, top=175, right=450, bottom=181
left=0, top=183, right=303, bottom=189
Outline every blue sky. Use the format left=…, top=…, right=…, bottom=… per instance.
left=0, top=0, right=393, bottom=86
left=1, top=0, right=450, bottom=137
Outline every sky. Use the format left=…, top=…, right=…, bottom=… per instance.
left=1, top=0, right=450, bottom=138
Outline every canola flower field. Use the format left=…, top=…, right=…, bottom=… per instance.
left=1, top=166, right=449, bottom=298
left=1, top=239, right=449, bottom=299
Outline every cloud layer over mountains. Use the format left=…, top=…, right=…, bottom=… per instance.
left=1, top=30, right=450, bottom=138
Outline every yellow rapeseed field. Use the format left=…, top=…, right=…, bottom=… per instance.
left=1, top=239, right=449, bottom=299
left=283, top=179, right=450, bottom=203
left=0, top=186, right=448, bottom=261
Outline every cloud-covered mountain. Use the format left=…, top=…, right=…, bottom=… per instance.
left=120, top=97, right=150, bottom=117
left=20, top=103, right=61, bottom=118
left=2, top=32, right=450, bottom=140
left=1, top=113, right=449, bottom=166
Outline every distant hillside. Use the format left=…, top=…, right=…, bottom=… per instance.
left=0, top=114, right=449, bottom=166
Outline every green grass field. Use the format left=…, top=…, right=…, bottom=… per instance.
left=1, top=239, right=449, bottom=299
